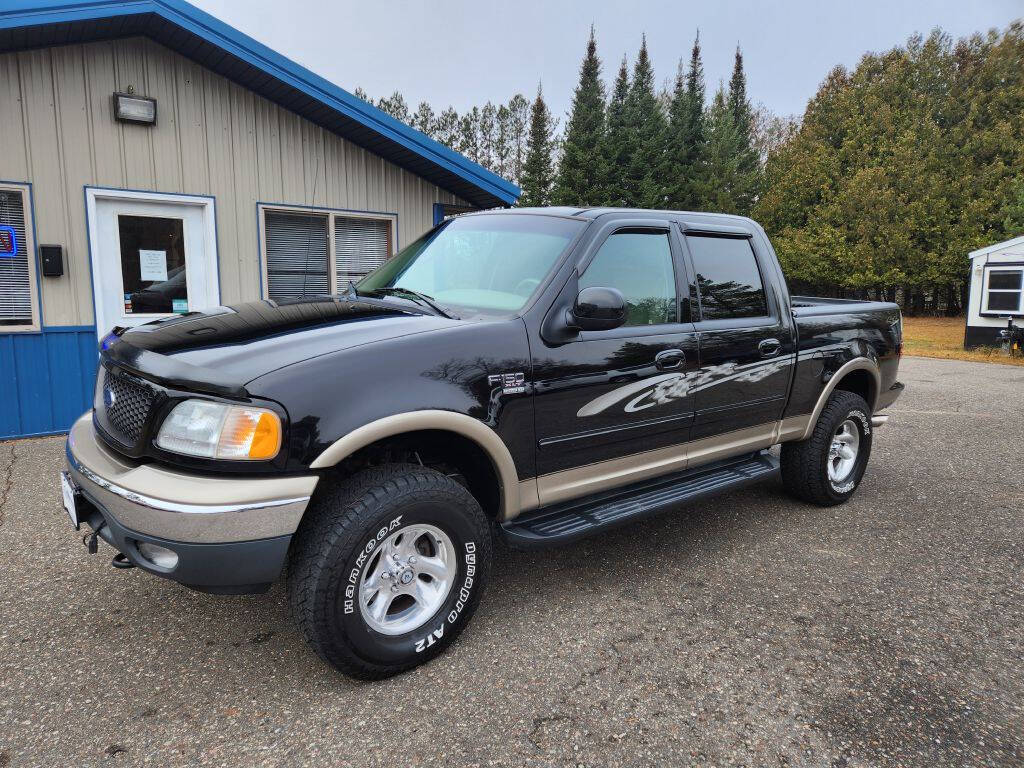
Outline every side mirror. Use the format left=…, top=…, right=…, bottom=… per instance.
left=568, top=286, right=627, bottom=332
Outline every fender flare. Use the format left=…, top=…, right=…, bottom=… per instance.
left=309, top=410, right=522, bottom=520
left=797, top=357, right=881, bottom=441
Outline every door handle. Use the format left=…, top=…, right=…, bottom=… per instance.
left=758, top=338, right=782, bottom=358
left=655, top=349, right=685, bottom=370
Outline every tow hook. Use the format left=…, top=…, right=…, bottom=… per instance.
left=81, top=522, right=136, bottom=569
left=111, top=552, right=136, bottom=569
left=81, top=521, right=105, bottom=554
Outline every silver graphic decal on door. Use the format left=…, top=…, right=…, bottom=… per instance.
left=577, top=355, right=795, bottom=417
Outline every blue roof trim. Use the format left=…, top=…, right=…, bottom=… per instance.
left=0, top=0, right=520, bottom=207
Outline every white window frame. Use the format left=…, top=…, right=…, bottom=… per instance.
left=85, top=187, right=219, bottom=338
left=0, top=181, right=40, bottom=332
left=982, top=265, right=1024, bottom=316
left=258, top=204, right=397, bottom=298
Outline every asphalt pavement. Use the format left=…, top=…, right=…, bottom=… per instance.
left=1, top=356, right=1022, bottom=767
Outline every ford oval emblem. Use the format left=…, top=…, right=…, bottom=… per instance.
left=103, top=385, right=116, bottom=409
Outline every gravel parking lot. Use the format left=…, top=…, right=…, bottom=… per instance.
left=1, top=356, right=1022, bottom=767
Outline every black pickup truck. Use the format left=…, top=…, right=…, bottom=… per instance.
left=62, top=207, right=903, bottom=678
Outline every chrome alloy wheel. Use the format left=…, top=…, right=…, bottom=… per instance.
left=358, top=523, right=457, bottom=636
left=827, top=419, right=861, bottom=483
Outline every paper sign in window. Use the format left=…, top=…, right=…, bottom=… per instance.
left=139, top=249, right=168, bottom=282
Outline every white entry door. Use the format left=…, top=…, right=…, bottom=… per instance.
left=86, top=189, right=219, bottom=337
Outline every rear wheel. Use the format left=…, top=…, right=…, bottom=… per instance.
left=287, top=463, right=491, bottom=679
left=781, top=390, right=873, bottom=506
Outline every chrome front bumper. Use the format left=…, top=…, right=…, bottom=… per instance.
left=65, top=413, right=318, bottom=544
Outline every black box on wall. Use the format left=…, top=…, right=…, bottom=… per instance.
left=40, top=244, right=64, bottom=277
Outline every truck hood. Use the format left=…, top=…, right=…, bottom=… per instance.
left=105, top=297, right=461, bottom=395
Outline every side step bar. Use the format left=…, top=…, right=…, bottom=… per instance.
left=500, top=451, right=780, bottom=549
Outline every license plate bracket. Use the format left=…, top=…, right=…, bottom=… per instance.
left=60, top=471, right=80, bottom=530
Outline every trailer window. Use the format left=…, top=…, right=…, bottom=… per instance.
left=984, top=267, right=1023, bottom=313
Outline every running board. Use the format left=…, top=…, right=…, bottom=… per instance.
left=500, top=452, right=779, bottom=548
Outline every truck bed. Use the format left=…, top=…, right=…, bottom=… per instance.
left=790, top=295, right=900, bottom=318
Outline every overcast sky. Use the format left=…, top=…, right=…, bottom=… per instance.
left=190, top=0, right=1022, bottom=121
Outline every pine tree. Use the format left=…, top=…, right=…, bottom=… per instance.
left=435, top=107, right=461, bottom=149
left=600, top=56, right=631, bottom=206
left=666, top=33, right=708, bottom=209
left=353, top=86, right=370, bottom=103
left=377, top=91, right=410, bottom=123
left=495, top=104, right=512, bottom=179
left=412, top=101, right=436, bottom=137
left=520, top=84, right=555, bottom=206
left=724, top=45, right=760, bottom=213
left=552, top=27, right=607, bottom=206
left=478, top=102, right=497, bottom=171
left=458, top=107, right=481, bottom=163
left=623, top=36, right=668, bottom=208
left=727, top=46, right=753, bottom=147
left=704, top=84, right=755, bottom=215
left=506, top=93, right=531, bottom=186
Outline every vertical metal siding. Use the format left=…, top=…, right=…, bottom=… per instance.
left=0, top=36, right=467, bottom=328
left=0, top=327, right=98, bottom=439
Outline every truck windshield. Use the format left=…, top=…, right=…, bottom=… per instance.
left=357, top=214, right=584, bottom=316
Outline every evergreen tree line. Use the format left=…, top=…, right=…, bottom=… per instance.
left=548, top=29, right=762, bottom=213
left=358, top=21, right=1024, bottom=314
left=754, top=23, right=1024, bottom=315
left=355, top=86, right=535, bottom=187
left=356, top=29, right=769, bottom=214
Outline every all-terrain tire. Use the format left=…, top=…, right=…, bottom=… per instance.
left=287, top=463, right=492, bottom=679
left=780, top=390, right=873, bottom=507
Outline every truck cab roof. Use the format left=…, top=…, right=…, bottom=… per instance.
left=464, top=205, right=761, bottom=228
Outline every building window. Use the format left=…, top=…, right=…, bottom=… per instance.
left=983, top=266, right=1023, bottom=314
left=0, top=184, right=38, bottom=331
left=263, top=211, right=330, bottom=302
left=261, top=206, right=395, bottom=301
left=335, top=216, right=392, bottom=288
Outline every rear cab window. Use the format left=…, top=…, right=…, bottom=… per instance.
left=685, top=235, right=769, bottom=321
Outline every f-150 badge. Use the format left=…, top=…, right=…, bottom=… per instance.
left=488, top=372, right=526, bottom=395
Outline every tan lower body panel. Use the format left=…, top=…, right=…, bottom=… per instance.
left=67, top=413, right=318, bottom=542
left=526, top=422, right=784, bottom=513
left=776, top=414, right=812, bottom=443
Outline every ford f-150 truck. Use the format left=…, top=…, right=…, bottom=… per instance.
left=62, top=207, right=904, bottom=678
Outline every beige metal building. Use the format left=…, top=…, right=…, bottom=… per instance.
left=0, top=0, right=518, bottom=439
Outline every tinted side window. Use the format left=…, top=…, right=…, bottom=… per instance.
left=686, top=235, right=768, bottom=320
left=579, top=231, right=676, bottom=326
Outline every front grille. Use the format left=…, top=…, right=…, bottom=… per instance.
left=100, top=367, right=157, bottom=446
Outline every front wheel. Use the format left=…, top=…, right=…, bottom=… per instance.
left=287, top=464, right=491, bottom=679
left=781, top=390, right=873, bottom=506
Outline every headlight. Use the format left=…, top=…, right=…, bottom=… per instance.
left=155, top=399, right=282, bottom=460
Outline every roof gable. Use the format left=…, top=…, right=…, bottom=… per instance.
left=969, top=234, right=1024, bottom=259
left=0, top=0, right=519, bottom=209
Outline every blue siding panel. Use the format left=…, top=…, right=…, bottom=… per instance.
left=0, top=327, right=98, bottom=440
left=78, top=332, right=98, bottom=406
left=12, top=335, right=53, bottom=435
left=0, top=335, right=19, bottom=437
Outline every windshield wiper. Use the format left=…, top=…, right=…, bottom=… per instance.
left=367, top=287, right=460, bottom=319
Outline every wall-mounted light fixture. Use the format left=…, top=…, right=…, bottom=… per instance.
left=113, top=92, right=157, bottom=125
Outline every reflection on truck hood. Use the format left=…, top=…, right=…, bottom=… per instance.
left=116, top=297, right=461, bottom=385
